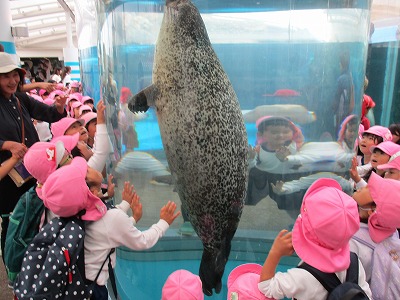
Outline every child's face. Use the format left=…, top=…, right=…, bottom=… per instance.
left=359, top=135, right=378, bottom=155
left=65, top=122, right=89, bottom=142
left=345, top=124, right=358, bottom=145
left=87, top=120, right=97, bottom=139
left=86, top=166, right=103, bottom=194
left=384, top=168, right=400, bottom=180
left=352, top=186, right=375, bottom=218
left=370, top=149, right=390, bottom=169
left=258, top=125, right=293, bottom=150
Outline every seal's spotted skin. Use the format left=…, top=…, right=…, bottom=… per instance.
left=129, top=0, right=248, bottom=295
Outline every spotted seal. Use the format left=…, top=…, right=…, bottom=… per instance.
left=128, top=0, right=248, bottom=295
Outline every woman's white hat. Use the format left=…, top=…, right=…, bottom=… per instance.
left=0, top=52, right=26, bottom=75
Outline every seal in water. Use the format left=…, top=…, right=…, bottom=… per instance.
left=128, top=0, right=248, bottom=295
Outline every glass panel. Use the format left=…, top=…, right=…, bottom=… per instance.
left=77, top=0, right=371, bottom=298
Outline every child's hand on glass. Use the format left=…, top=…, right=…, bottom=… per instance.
left=106, top=174, right=115, bottom=199
left=275, top=146, right=290, bottom=162
left=271, top=180, right=285, bottom=194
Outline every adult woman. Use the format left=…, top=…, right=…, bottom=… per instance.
left=0, top=52, right=67, bottom=261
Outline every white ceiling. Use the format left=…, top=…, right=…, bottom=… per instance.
left=9, top=0, right=400, bottom=58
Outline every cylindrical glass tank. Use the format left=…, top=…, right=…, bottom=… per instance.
left=79, top=1, right=371, bottom=299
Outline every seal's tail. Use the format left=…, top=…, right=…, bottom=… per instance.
left=199, top=248, right=225, bottom=296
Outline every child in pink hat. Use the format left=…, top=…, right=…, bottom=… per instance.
left=70, top=100, right=83, bottom=118
left=41, top=158, right=181, bottom=299
left=81, top=112, right=97, bottom=148
left=228, top=263, right=271, bottom=300
left=351, top=173, right=400, bottom=293
left=246, top=116, right=304, bottom=207
left=82, top=96, right=96, bottom=112
left=377, top=151, right=400, bottom=180
left=24, top=133, right=79, bottom=186
left=355, top=125, right=392, bottom=175
left=78, top=104, right=93, bottom=118
left=162, top=269, right=204, bottom=300
left=337, top=114, right=358, bottom=152
left=258, top=178, right=371, bottom=300
left=350, top=141, right=400, bottom=189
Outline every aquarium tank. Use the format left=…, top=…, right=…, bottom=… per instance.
left=74, top=0, right=371, bottom=299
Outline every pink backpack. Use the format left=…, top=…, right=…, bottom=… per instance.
left=352, top=228, right=400, bottom=300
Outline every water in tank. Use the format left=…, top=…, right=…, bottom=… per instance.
left=76, top=0, right=371, bottom=299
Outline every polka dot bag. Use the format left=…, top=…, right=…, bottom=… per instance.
left=13, top=217, right=92, bottom=300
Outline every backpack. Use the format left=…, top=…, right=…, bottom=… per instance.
left=4, top=186, right=45, bottom=284
left=298, top=252, right=370, bottom=300
left=13, top=204, right=115, bottom=300
left=352, top=229, right=400, bottom=300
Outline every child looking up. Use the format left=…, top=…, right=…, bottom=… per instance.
left=350, top=141, right=400, bottom=189
left=350, top=173, right=400, bottom=299
left=258, top=178, right=371, bottom=300
left=377, top=151, right=400, bottom=180
left=38, top=157, right=180, bottom=299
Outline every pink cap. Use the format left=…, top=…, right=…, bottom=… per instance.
left=292, top=178, right=360, bottom=273
left=67, top=93, right=83, bottom=104
left=51, top=117, right=84, bottom=138
left=39, top=89, right=48, bottom=96
left=41, top=157, right=107, bottom=221
left=363, top=125, right=392, bottom=142
left=161, top=270, right=204, bottom=300
left=43, top=98, right=55, bottom=106
left=82, top=96, right=94, bottom=104
left=55, top=83, right=64, bottom=90
left=81, top=112, right=97, bottom=127
left=24, top=133, right=79, bottom=184
left=377, top=151, right=400, bottom=171
left=370, top=141, right=400, bottom=155
left=78, top=104, right=92, bottom=117
left=227, top=263, right=269, bottom=300
left=70, top=101, right=83, bottom=118
left=30, top=89, right=38, bottom=95
left=337, top=114, right=357, bottom=142
left=48, top=90, right=65, bottom=100
left=367, top=173, right=400, bottom=243
left=70, top=81, right=80, bottom=88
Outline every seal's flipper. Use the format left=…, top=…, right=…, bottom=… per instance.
left=199, top=245, right=228, bottom=296
left=128, top=84, right=158, bottom=113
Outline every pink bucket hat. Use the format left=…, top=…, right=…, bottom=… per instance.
left=367, top=173, right=400, bottom=243
left=70, top=81, right=80, bottom=88
left=24, top=133, right=79, bottom=184
left=292, top=178, right=360, bottom=273
left=82, top=96, right=94, bottom=104
left=51, top=117, right=84, bottom=138
left=70, top=101, right=83, bottom=118
left=161, top=270, right=204, bottom=300
left=67, top=92, right=83, bottom=104
left=78, top=104, right=92, bottom=117
left=363, top=125, right=393, bottom=142
left=370, top=141, right=400, bottom=156
left=227, top=263, right=268, bottom=300
left=81, top=112, right=97, bottom=127
left=48, top=90, right=65, bottom=100
left=377, top=151, right=400, bottom=171
left=41, top=156, right=107, bottom=221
